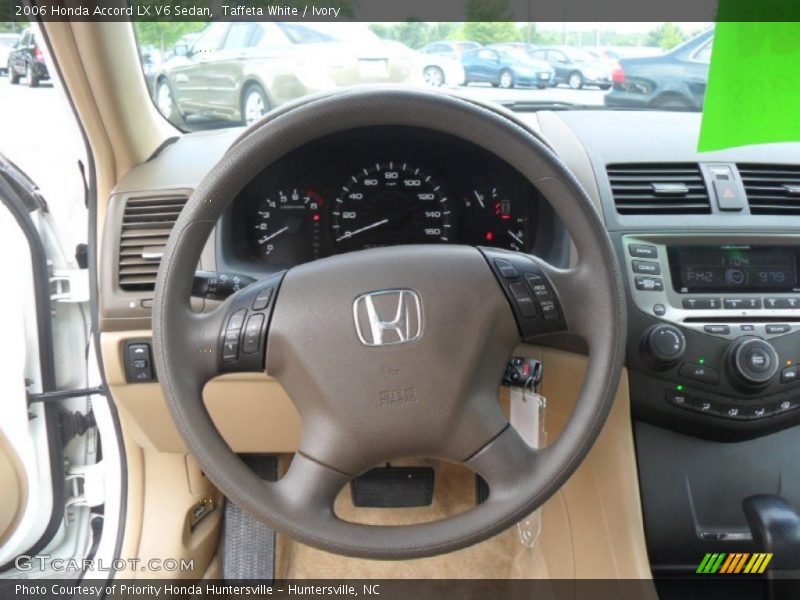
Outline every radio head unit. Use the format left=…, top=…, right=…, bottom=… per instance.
left=667, top=245, right=800, bottom=294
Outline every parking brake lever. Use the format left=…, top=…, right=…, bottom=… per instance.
left=743, top=495, right=800, bottom=599
left=192, top=271, right=256, bottom=301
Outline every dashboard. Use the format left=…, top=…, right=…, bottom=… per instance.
left=216, top=127, right=563, bottom=276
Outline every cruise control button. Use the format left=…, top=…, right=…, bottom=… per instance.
left=723, top=297, right=761, bottom=309
left=242, top=314, right=265, bottom=354
left=781, top=366, right=799, bottom=384
left=704, top=324, right=730, bottom=335
left=508, top=282, right=538, bottom=318
left=253, top=289, right=273, bottom=311
left=629, top=244, right=658, bottom=259
left=679, top=361, right=720, bottom=385
left=222, top=340, right=239, bottom=362
left=765, top=324, right=791, bottom=335
left=227, top=309, right=246, bottom=331
left=682, top=298, right=721, bottom=309
left=540, top=301, right=559, bottom=322
left=494, top=259, right=518, bottom=278
left=632, top=260, right=661, bottom=275
left=774, top=397, right=800, bottom=415
left=635, top=276, right=663, bottom=291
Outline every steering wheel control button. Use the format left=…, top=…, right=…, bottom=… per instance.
left=242, top=314, right=265, bottom=354
left=682, top=298, right=721, bottom=309
left=629, top=244, right=658, bottom=259
left=508, top=282, right=537, bottom=318
left=222, top=309, right=247, bottom=362
left=252, top=289, right=273, bottom=311
left=704, top=324, right=731, bottom=335
left=724, top=297, right=761, bottom=309
left=632, top=260, right=661, bottom=275
left=781, top=366, right=799, bottom=384
left=634, top=276, right=663, bottom=291
left=679, top=361, right=720, bottom=385
left=494, top=259, right=518, bottom=278
left=765, top=324, right=791, bottom=335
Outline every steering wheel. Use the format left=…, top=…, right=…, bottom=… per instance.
left=152, top=89, right=626, bottom=559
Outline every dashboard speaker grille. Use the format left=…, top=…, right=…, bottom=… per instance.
left=739, top=164, right=800, bottom=215
left=607, top=163, right=710, bottom=215
left=118, top=193, right=188, bottom=292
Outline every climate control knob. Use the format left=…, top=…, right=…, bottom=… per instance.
left=729, top=337, right=780, bottom=388
left=642, top=324, right=686, bottom=366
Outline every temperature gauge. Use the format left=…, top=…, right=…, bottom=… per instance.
left=462, top=187, right=528, bottom=252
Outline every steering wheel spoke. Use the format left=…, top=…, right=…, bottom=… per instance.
left=465, top=425, right=540, bottom=498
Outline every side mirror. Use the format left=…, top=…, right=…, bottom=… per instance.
left=174, top=43, right=189, bottom=57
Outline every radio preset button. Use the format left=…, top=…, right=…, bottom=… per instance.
left=629, top=244, right=658, bottom=259
left=632, top=260, right=661, bottom=275
left=764, top=297, right=800, bottom=309
left=766, top=324, right=791, bottom=335
left=682, top=298, right=721, bottom=309
left=635, top=276, right=663, bottom=291
left=723, top=297, right=762, bottom=309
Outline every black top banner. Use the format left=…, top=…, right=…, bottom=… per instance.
left=1, top=0, right=796, bottom=23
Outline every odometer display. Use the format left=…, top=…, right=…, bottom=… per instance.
left=331, top=162, right=452, bottom=251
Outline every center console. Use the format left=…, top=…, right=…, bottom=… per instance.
left=624, top=235, right=800, bottom=440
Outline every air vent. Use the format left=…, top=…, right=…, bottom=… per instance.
left=739, top=164, right=800, bottom=215
left=607, top=163, right=710, bottom=215
left=118, top=193, right=188, bottom=292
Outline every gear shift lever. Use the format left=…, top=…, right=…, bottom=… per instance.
left=742, top=495, right=800, bottom=599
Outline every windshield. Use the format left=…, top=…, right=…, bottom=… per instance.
left=135, top=21, right=714, bottom=131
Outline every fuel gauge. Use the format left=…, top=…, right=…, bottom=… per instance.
left=462, top=187, right=528, bottom=252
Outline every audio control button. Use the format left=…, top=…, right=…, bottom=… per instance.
left=740, top=324, right=755, bottom=332
left=679, top=361, right=721, bottom=385
left=704, top=324, right=730, bottom=334
left=629, top=244, right=658, bottom=259
left=765, top=324, right=791, bottom=335
left=682, top=298, right=721, bottom=309
left=632, top=260, right=661, bottom=275
left=764, top=298, right=800, bottom=309
left=635, top=276, right=663, bottom=291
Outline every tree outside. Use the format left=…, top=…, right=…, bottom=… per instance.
left=645, top=22, right=687, bottom=50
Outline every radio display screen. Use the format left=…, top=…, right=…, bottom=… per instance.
left=668, top=245, right=800, bottom=293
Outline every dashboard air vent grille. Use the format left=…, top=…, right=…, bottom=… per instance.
left=118, top=193, right=188, bottom=292
left=739, top=164, right=800, bottom=215
left=607, top=163, right=710, bottom=215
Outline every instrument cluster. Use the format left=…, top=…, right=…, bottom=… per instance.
left=221, top=127, right=551, bottom=273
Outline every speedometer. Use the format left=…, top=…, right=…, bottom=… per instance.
left=331, top=162, right=452, bottom=252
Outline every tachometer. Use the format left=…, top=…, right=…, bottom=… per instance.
left=331, top=162, right=452, bottom=251
left=249, top=188, right=323, bottom=265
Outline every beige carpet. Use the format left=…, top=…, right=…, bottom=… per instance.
left=277, top=459, right=548, bottom=579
